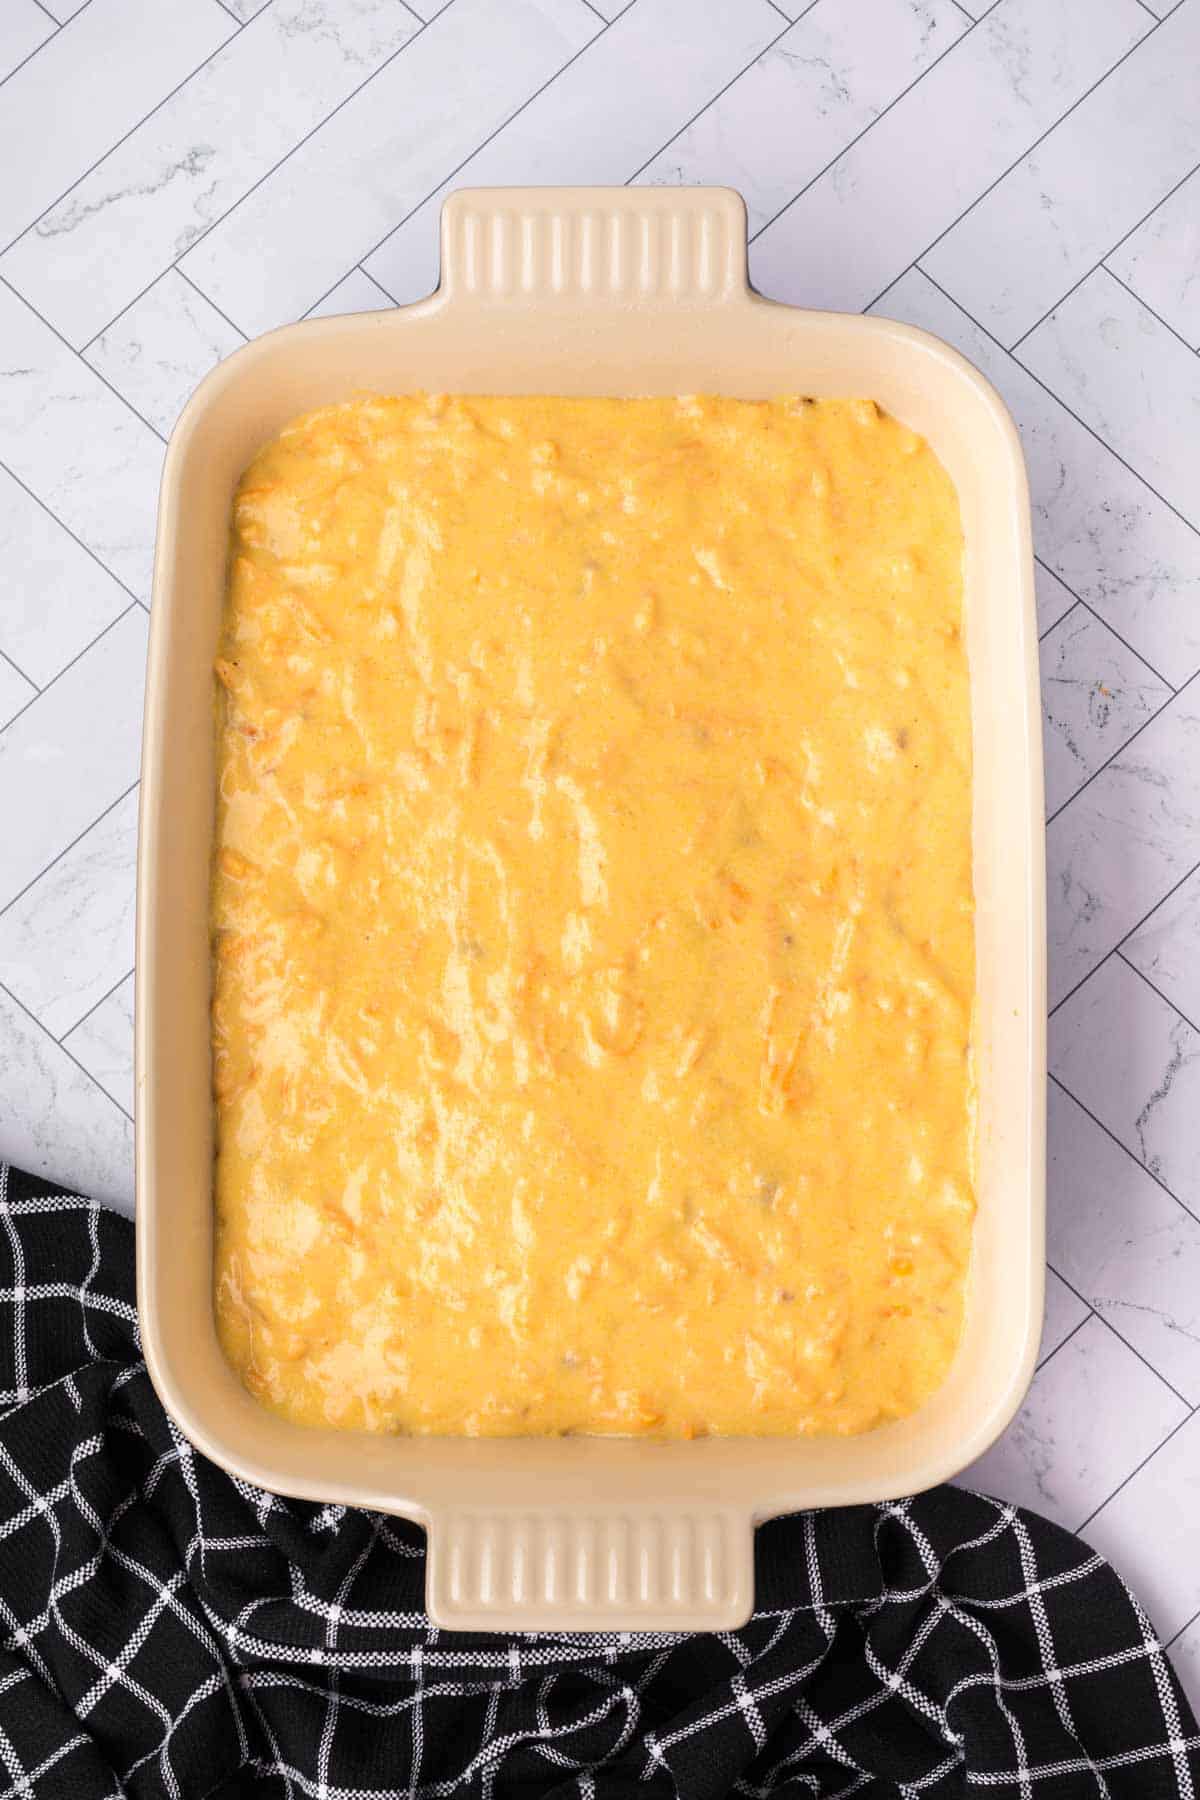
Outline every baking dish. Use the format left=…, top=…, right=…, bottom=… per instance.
left=136, top=186, right=1044, bottom=1634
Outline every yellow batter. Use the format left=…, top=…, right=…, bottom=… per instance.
left=211, top=393, right=974, bottom=1439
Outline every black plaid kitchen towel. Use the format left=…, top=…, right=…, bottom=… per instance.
left=0, top=1164, right=1196, bottom=1798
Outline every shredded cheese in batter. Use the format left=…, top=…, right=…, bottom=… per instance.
left=212, top=393, right=975, bottom=1439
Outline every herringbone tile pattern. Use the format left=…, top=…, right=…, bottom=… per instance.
left=1, top=0, right=1197, bottom=1688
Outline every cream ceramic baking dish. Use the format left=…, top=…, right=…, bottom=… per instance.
left=136, top=186, right=1044, bottom=1634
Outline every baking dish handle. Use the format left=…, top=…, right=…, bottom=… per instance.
left=425, top=1502, right=756, bottom=1633
left=438, top=186, right=750, bottom=310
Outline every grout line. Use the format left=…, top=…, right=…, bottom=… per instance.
left=1132, top=0, right=1162, bottom=16
left=353, top=265, right=398, bottom=306
left=903, top=11, right=1164, bottom=274
left=869, top=27, right=1179, bottom=322
left=1048, top=1072, right=1200, bottom=1229
left=1044, top=666, right=1196, bottom=827
left=345, top=4, right=641, bottom=299
left=1074, top=595, right=1177, bottom=693
left=864, top=266, right=918, bottom=317
left=172, top=265, right=250, bottom=342
left=1077, top=1405, right=1196, bottom=1535
left=1094, top=1301, right=1193, bottom=1410
left=0, top=276, right=167, bottom=444
left=1000, top=266, right=1096, bottom=357
left=0, top=23, right=66, bottom=94
left=1046, top=1259, right=1195, bottom=1414
left=59, top=966, right=135, bottom=1047
left=128, top=1, right=446, bottom=322
left=945, top=0, right=976, bottom=21
left=1048, top=855, right=1200, bottom=1022
left=0, top=457, right=140, bottom=606
left=0, top=602, right=141, bottom=741
left=80, top=263, right=251, bottom=358
left=761, top=0, right=795, bottom=21
left=575, top=0, right=609, bottom=18
left=1038, top=594, right=1082, bottom=645
left=0, top=978, right=132, bottom=1125
left=624, top=15, right=796, bottom=188
left=4, top=0, right=444, bottom=344
left=27, top=0, right=60, bottom=21
left=1033, top=1307, right=1093, bottom=1375
left=747, top=9, right=982, bottom=248
left=0, top=5, right=240, bottom=254
left=0, top=780, right=139, bottom=926
left=1010, top=156, right=1200, bottom=353
left=1168, top=1602, right=1200, bottom=1651
left=1101, top=262, right=1200, bottom=361
left=917, top=266, right=1200, bottom=546
left=1118, top=952, right=1200, bottom=1039
left=1044, top=1261, right=1096, bottom=1324
left=0, top=645, right=37, bottom=693
left=300, top=263, right=396, bottom=322
left=1034, top=556, right=1078, bottom=642
left=1036, top=1285, right=1194, bottom=1417
left=209, top=0, right=247, bottom=22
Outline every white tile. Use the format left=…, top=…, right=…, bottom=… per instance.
left=1051, top=956, right=1200, bottom=1208
left=1125, top=864, right=1200, bottom=1028
left=63, top=972, right=134, bottom=1116
left=0, top=608, right=147, bottom=913
left=572, top=0, right=626, bottom=16
left=401, top=0, right=458, bottom=16
left=958, top=1315, right=1186, bottom=1531
left=1040, top=603, right=1172, bottom=817
left=1169, top=1616, right=1200, bottom=1731
left=924, top=6, right=1198, bottom=346
left=1108, top=166, right=1200, bottom=351
left=222, top=0, right=272, bottom=18
left=364, top=0, right=781, bottom=302
left=183, top=0, right=600, bottom=332
left=1046, top=688, right=1200, bottom=1006
left=306, top=266, right=397, bottom=320
left=0, top=0, right=233, bottom=251
left=1036, top=560, right=1076, bottom=637
left=0, top=988, right=133, bottom=1212
left=1085, top=1411, right=1200, bottom=1642
left=1039, top=1268, right=1090, bottom=1366
left=1021, top=269, right=1200, bottom=529
left=0, top=786, right=137, bottom=1038
left=0, top=466, right=132, bottom=686
left=634, top=0, right=968, bottom=237
left=0, top=284, right=164, bottom=599
left=1048, top=1081, right=1200, bottom=1402
left=2, top=0, right=419, bottom=349
left=37, top=0, right=89, bottom=19
left=750, top=0, right=1147, bottom=312
left=0, top=658, right=35, bottom=729
left=0, top=0, right=53, bottom=83
left=84, top=271, right=243, bottom=438
left=873, top=270, right=1200, bottom=686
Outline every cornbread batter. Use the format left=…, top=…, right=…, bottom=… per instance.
left=212, top=393, right=974, bottom=1438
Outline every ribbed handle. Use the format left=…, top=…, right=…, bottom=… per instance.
left=439, top=186, right=749, bottom=308
left=426, top=1505, right=754, bottom=1632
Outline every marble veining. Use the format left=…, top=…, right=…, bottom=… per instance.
left=1108, top=166, right=1200, bottom=351
left=1, top=0, right=1199, bottom=1709
left=636, top=0, right=967, bottom=237
left=1039, top=603, right=1172, bottom=816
